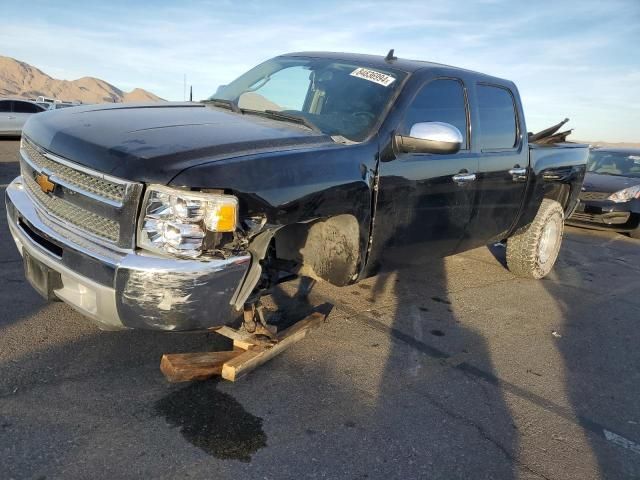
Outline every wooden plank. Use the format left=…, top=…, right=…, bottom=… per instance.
left=232, top=338, right=255, bottom=350
left=212, top=326, right=253, bottom=342
left=160, top=350, right=243, bottom=383
left=221, top=312, right=326, bottom=382
left=212, top=325, right=268, bottom=350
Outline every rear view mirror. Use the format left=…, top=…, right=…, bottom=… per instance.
left=396, top=122, right=463, bottom=155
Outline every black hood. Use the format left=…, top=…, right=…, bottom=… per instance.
left=582, top=172, right=640, bottom=194
left=23, top=103, right=333, bottom=184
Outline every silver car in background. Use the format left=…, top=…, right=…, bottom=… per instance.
left=0, top=98, right=48, bottom=136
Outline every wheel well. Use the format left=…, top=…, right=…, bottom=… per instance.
left=543, top=183, right=570, bottom=211
left=273, top=214, right=361, bottom=287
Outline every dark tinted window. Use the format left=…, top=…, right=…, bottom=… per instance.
left=0, top=101, right=11, bottom=113
left=477, top=84, right=517, bottom=149
left=404, top=79, right=468, bottom=148
left=13, top=101, right=42, bottom=113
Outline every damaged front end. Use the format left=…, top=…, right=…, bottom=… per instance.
left=6, top=134, right=366, bottom=332
left=5, top=174, right=256, bottom=331
left=115, top=254, right=250, bottom=330
left=114, top=184, right=261, bottom=330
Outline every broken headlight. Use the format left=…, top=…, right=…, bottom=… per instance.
left=608, top=185, right=640, bottom=203
left=137, top=185, right=238, bottom=258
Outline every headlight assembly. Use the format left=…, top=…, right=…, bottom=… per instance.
left=607, top=184, right=640, bottom=203
left=137, top=185, right=238, bottom=258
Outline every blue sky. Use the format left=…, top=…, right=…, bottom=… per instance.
left=1, top=0, right=639, bottom=141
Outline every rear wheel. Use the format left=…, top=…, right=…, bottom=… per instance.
left=506, top=199, right=564, bottom=279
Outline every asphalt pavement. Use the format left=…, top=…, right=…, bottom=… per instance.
left=1, top=138, right=639, bottom=479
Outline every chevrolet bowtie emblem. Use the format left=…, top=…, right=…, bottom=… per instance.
left=35, top=173, right=56, bottom=194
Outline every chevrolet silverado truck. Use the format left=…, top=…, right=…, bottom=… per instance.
left=5, top=51, right=589, bottom=332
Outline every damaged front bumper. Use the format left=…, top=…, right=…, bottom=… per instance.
left=5, top=177, right=251, bottom=331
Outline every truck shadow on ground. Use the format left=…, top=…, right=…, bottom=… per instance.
left=2, top=227, right=638, bottom=477
left=364, top=261, right=521, bottom=478
left=0, top=257, right=520, bottom=477
left=540, top=229, right=640, bottom=478
left=485, top=226, right=640, bottom=477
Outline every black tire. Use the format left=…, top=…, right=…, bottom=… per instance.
left=506, top=199, right=564, bottom=279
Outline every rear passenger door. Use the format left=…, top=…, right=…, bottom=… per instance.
left=464, top=83, right=528, bottom=246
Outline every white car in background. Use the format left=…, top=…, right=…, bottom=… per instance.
left=0, top=98, right=48, bottom=136
left=47, top=101, right=81, bottom=110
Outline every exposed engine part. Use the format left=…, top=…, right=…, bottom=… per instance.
left=242, top=300, right=277, bottom=341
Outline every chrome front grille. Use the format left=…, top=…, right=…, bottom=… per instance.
left=22, top=171, right=121, bottom=242
left=19, top=138, right=143, bottom=249
left=22, top=141, right=126, bottom=202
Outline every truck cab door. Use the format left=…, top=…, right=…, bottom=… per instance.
left=371, top=78, right=478, bottom=268
left=461, top=83, right=529, bottom=248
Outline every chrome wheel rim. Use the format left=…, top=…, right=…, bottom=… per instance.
left=538, top=216, right=560, bottom=265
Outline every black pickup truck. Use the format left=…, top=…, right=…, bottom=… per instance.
left=6, top=51, right=589, bottom=331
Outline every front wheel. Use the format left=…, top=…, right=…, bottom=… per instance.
left=506, top=199, right=564, bottom=279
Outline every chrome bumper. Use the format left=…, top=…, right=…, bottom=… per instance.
left=5, top=177, right=251, bottom=331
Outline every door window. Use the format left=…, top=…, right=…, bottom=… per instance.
left=403, top=79, right=468, bottom=149
left=13, top=101, right=42, bottom=113
left=477, top=84, right=518, bottom=150
left=0, top=101, right=11, bottom=113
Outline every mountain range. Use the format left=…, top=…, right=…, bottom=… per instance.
left=0, top=55, right=163, bottom=104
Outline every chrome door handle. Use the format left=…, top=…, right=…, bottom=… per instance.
left=7, top=116, right=16, bottom=119
left=508, top=168, right=527, bottom=176
left=452, top=173, right=476, bottom=184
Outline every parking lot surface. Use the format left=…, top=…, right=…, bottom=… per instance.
left=1, top=138, right=639, bottom=479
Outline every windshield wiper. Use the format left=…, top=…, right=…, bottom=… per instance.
left=202, top=98, right=241, bottom=113
left=255, top=109, right=322, bottom=133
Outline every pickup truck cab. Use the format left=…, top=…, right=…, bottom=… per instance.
left=5, top=52, right=589, bottom=331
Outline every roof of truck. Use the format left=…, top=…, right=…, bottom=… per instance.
left=282, top=51, right=511, bottom=83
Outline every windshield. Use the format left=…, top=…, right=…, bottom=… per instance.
left=587, top=151, right=640, bottom=177
left=210, top=57, right=407, bottom=142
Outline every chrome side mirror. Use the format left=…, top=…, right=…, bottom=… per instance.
left=395, top=122, right=463, bottom=155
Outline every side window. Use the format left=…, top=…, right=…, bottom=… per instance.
left=477, top=84, right=517, bottom=150
left=13, top=101, right=42, bottom=114
left=404, top=78, right=468, bottom=149
left=0, top=101, right=11, bottom=113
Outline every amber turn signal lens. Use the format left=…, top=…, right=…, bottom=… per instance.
left=205, top=203, right=237, bottom=232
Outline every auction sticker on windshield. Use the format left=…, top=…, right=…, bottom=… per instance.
left=350, top=68, right=396, bottom=87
